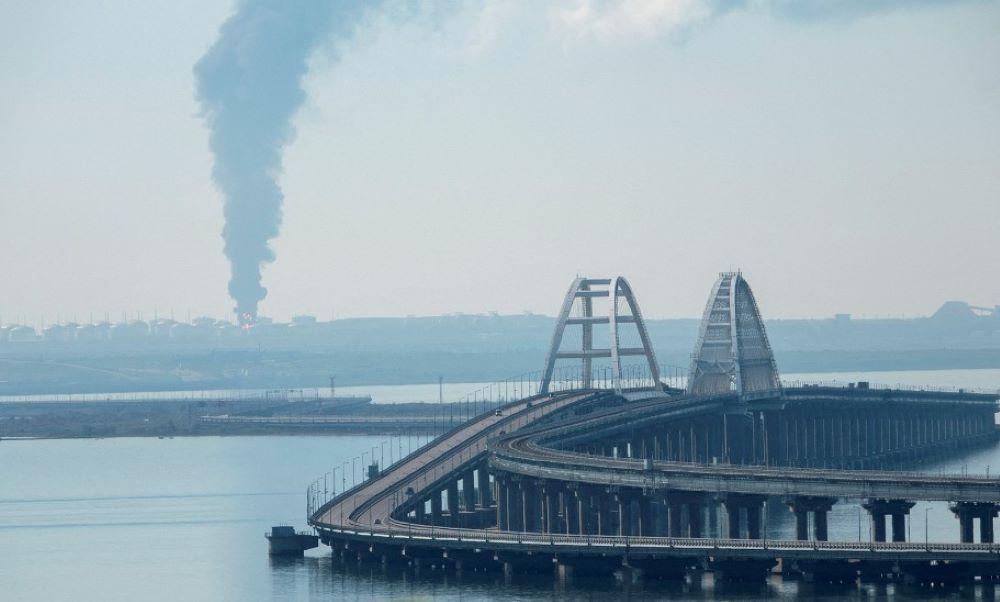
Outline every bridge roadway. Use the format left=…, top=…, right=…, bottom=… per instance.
left=311, top=391, right=593, bottom=533
left=493, top=396, right=1000, bottom=503
left=309, top=389, right=1000, bottom=569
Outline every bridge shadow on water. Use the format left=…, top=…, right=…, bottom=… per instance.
left=267, top=554, right=1000, bottom=600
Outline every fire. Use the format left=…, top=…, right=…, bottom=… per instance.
left=237, top=311, right=256, bottom=331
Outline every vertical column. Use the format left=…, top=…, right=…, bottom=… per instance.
left=431, top=489, right=443, bottom=526
left=522, top=480, right=539, bottom=532
left=597, top=491, right=612, bottom=535
left=814, top=507, right=829, bottom=542
left=543, top=483, right=560, bottom=534
left=638, top=494, right=653, bottom=536
left=891, top=500, right=914, bottom=542
left=667, top=495, right=683, bottom=537
left=496, top=474, right=507, bottom=529
left=707, top=500, right=719, bottom=538
left=786, top=497, right=836, bottom=541
left=462, top=471, right=476, bottom=511
left=447, top=481, right=460, bottom=527
left=794, top=507, right=809, bottom=540
left=508, top=478, right=524, bottom=531
left=617, top=492, right=633, bottom=536
left=688, top=500, right=705, bottom=538
left=565, top=489, right=580, bottom=534
left=724, top=499, right=742, bottom=538
left=981, top=505, right=997, bottom=544
left=581, top=489, right=596, bottom=535
left=864, top=499, right=913, bottom=542
left=477, top=466, right=493, bottom=507
left=951, top=502, right=998, bottom=544
left=873, top=511, right=887, bottom=542
left=951, top=503, right=975, bottom=543
left=723, top=494, right=765, bottom=539
left=722, top=495, right=743, bottom=539
left=746, top=504, right=762, bottom=539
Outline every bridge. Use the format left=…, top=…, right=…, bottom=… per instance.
left=308, top=273, right=1000, bottom=584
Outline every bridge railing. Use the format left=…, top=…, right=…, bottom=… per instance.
left=306, top=364, right=686, bottom=519
left=306, top=368, right=567, bottom=519
left=781, top=379, right=1000, bottom=396
left=319, top=520, right=1000, bottom=556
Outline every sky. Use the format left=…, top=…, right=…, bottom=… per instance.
left=2, top=0, right=999, bottom=326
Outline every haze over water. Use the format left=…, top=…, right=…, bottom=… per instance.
left=2, top=368, right=998, bottom=601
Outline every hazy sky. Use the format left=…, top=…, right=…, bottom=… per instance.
left=2, top=1, right=999, bottom=325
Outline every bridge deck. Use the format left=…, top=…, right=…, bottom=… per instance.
left=493, top=396, right=1000, bottom=502
left=310, top=389, right=1000, bottom=563
left=312, top=391, right=591, bottom=530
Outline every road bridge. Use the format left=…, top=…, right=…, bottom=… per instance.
left=307, top=274, right=1000, bottom=584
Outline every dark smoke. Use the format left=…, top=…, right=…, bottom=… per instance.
left=194, top=0, right=970, bottom=323
left=195, top=1, right=372, bottom=321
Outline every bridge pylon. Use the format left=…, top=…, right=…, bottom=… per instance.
left=688, top=272, right=781, bottom=400
left=540, top=276, right=661, bottom=395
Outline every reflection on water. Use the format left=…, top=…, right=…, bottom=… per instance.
left=5, top=434, right=995, bottom=600
left=267, top=554, right=1000, bottom=601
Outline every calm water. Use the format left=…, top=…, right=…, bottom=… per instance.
left=2, top=368, right=999, bottom=601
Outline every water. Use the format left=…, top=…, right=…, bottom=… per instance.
left=2, top=368, right=999, bottom=600
left=6, top=368, right=995, bottom=406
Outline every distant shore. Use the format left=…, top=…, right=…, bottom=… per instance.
left=2, top=347, right=999, bottom=397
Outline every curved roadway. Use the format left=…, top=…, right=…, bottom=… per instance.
left=309, top=389, right=1000, bottom=561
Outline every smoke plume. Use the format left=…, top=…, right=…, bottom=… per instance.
left=195, top=1, right=372, bottom=322
left=195, top=0, right=970, bottom=324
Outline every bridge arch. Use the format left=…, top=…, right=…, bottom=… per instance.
left=688, top=272, right=781, bottom=399
left=540, top=276, right=661, bottom=394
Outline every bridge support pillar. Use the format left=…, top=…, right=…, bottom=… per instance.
left=785, top=496, right=836, bottom=541
left=616, top=492, right=633, bottom=536
left=462, top=471, right=476, bottom=512
left=447, top=482, right=460, bottom=527
left=746, top=504, right=762, bottom=540
left=983, top=506, right=998, bottom=543
left=638, top=494, right=654, bottom=536
left=597, top=491, right=613, bottom=535
left=564, top=488, right=580, bottom=534
left=431, top=490, right=443, bottom=526
left=668, top=501, right=683, bottom=537
left=522, top=480, right=540, bottom=532
left=580, top=490, right=596, bottom=535
left=723, top=494, right=766, bottom=539
left=664, top=491, right=708, bottom=538
left=543, top=482, right=560, bottom=533
left=477, top=467, right=493, bottom=507
left=864, top=499, right=914, bottom=543
left=891, top=512, right=906, bottom=543
left=506, top=476, right=524, bottom=531
left=951, top=502, right=998, bottom=544
left=689, top=501, right=705, bottom=538
left=496, top=475, right=508, bottom=530
left=815, top=508, right=829, bottom=542
left=415, top=499, right=426, bottom=524
left=794, top=509, right=808, bottom=541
